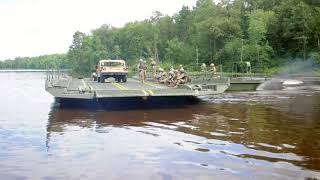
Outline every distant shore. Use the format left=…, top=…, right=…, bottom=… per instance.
left=0, top=69, right=69, bottom=72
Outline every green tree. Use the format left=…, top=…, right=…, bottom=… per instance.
left=164, top=38, right=193, bottom=64
left=68, top=31, right=95, bottom=74
left=247, top=10, right=275, bottom=69
left=273, top=0, right=315, bottom=60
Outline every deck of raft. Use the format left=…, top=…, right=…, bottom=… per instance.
left=70, top=78, right=189, bottom=96
left=46, top=77, right=224, bottom=99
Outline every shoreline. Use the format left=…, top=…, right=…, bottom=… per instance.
left=0, top=69, right=69, bottom=72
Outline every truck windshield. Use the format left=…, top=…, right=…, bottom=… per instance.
left=101, top=62, right=123, bottom=67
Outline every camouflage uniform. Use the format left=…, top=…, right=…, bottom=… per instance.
left=171, top=70, right=180, bottom=87
left=91, top=65, right=99, bottom=81
left=174, top=68, right=189, bottom=88
left=138, top=59, right=147, bottom=83
left=245, top=61, right=251, bottom=74
left=178, top=64, right=184, bottom=73
left=164, top=70, right=175, bottom=86
left=151, top=59, right=157, bottom=80
left=143, top=60, right=147, bottom=81
left=210, top=63, right=216, bottom=78
left=157, top=68, right=167, bottom=83
left=201, top=63, right=207, bottom=72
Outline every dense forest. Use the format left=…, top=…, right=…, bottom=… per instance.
left=67, top=0, right=320, bottom=74
left=1, top=0, right=320, bottom=74
left=0, top=54, right=69, bottom=69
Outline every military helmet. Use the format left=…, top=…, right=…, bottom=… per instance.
left=158, top=68, right=164, bottom=72
left=139, top=59, right=143, bottom=62
left=180, top=68, right=185, bottom=73
left=210, top=63, right=215, bottom=66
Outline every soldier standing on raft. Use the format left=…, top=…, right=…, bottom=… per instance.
left=210, top=63, right=216, bottom=78
left=201, top=63, right=207, bottom=80
left=151, top=59, right=157, bottom=81
left=138, top=59, right=147, bottom=83
left=201, top=63, right=207, bottom=73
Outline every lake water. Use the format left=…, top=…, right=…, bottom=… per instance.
left=0, top=72, right=320, bottom=179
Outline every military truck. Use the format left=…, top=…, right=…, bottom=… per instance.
left=96, top=59, right=128, bottom=83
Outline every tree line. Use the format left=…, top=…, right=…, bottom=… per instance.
left=0, top=54, right=69, bottom=70
left=1, top=0, right=320, bottom=74
left=67, top=0, right=320, bottom=74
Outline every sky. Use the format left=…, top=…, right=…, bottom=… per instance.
left=0, top=0, right=197, bottom=60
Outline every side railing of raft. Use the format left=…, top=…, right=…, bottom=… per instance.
left=45, top=69, right=69, bottom=87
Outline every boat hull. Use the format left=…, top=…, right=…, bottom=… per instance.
left=45, top=77, right=230, bottom=102
left=55, top=96, right=199, bottom=110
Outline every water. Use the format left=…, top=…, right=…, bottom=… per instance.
left=0, top=72, right=320, bottom=179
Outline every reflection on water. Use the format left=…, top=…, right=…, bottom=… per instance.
left=1, top=72, right=320, bottom=179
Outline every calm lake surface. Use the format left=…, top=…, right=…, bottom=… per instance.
left=0, top=72, right=320, bottom=179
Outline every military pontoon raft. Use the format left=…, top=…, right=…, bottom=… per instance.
left=45, top=74, right=230, bottom=107
left=227, top=77, right=266, bottom=91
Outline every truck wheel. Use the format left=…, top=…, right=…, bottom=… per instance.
left=122, top=76, right=127, bottom=82
left=116, top=77, right=121, bottom=83
left=100, top=77, right=104, bottom=83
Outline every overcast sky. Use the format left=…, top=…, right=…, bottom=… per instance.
left=0, top=0, right=197, bottom=60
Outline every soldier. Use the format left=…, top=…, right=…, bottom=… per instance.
left=138, top=59, right=147, bottom=83
left=178, top=64, right=184, bottom=73
left=159, top=70, right=170, bottom=84
left=157, top=68, right=167, bottom=83
left=150, top=59, right=157, bottom=81
left=174, top=68, right=189, bottom=88
left=163, top=70, right=175, bottom=86
left=210, top=63, right=216, bottom=78
left=143, top=60, right=147, bottom=81
left=245, top=61, right=251, bottom=74
left=91, top=65, right=99, bottom=81
left=201, top=63, right=207, bottom=72
left=200, top=63, right=208, bottom=80
left=137, top=59, right=142, bottom=70
left=171, top=70, right=180, bottom=87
